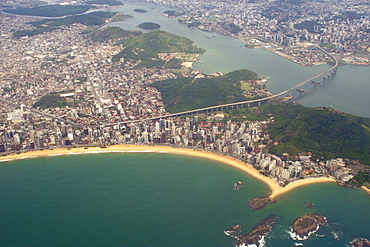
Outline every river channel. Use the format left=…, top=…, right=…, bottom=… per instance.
left=102, top=1, right=370, bottom=118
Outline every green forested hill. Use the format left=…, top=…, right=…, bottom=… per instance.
left=228, top=102, right=370, bottom=164
left=14, top=11, right=116, bottom=38
left=33, top=93, right=67, bottom=109
left=90, top=27, right=141, bottom=42
left=86, top=0, right=123, bottom=6
left=112, top=30, right=205, bottom=68
left=3, top=4, right=94, bottom=17
left=138, top=22, right=161, bottom=30
left=152, top=69, right=258, bottom=113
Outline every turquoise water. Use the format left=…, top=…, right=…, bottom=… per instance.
left=0, top=153, right=369, bottom=246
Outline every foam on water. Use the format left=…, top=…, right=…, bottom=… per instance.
left=289, top=217, right=326, bottom=241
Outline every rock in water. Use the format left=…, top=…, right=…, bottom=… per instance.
left=351, top=238, right=370, bottom=247
left=224, top=224, right=242, bottom=236
left=290, top=213, right=327, bottom=240
left=304, top=201, right=314, bottom=208
left=247, top=197, right=274, bottom=210
left=235, top=215, right=276, bottom=246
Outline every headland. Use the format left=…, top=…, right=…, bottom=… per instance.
left=0, top=145, right=343, bottom=199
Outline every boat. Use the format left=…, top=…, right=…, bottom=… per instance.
left=233, top=181, right=243, bottom=190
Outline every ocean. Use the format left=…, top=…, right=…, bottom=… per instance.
left=0, top=152, right=369, bottom=246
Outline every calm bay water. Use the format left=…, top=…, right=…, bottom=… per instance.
left=103, top=1, right=370, bottom=118
left=0, top=153, right=369, bottom=246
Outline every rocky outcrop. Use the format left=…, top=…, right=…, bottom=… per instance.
left=224, top=224, right=242, bottom=236
left=351, top=238, right=370, bottom=247
left=247, top=197, right=274, bottom=210
left=290, top=213, right=327, bottom=240
left=304, top=201, right=314, bottom=208
left=235, top=215, right=277, bottom=246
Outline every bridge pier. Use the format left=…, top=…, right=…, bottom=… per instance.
left=296, top=85, right=305, bottom=96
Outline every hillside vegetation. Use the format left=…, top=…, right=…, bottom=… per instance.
left=3, top=4, right=94, bottom=17
left=86, top=0, right=123, bottom=6
left=227, top=102, right=370, bottom=165
left=33, top=93, right=67, bottom=109
left=152, top=69, right=258, bottom=113
left=112, top=30, right=205, bottom=68
left=138, top=22, right=161, bottom=30
left=294, top=20, right=322, bottom=33
left=14, top=11, right=116, bottom=38
left=90, top=27, right=141, bottom=42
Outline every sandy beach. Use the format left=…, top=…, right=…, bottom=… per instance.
left=0, top=145, right=351, bottom=198
left=361, top=185, right=370, bottom=195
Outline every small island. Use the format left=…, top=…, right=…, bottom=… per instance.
left=138, top=22, right=161, bottom=30
left=290, top=213, right=327, bottom=240
left=133, top=8, right=147, bottom=13
left=247, top=197, right=274, bottom=211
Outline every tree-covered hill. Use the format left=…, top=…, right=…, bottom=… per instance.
left=112, top=30, right=205, bottom=68
left=151, top=69, right=258, bottom=113
left=3, top=4, right=94, bottom=17
left=294, top=20, right=322, bottom=33
left=227, top=102, right=370, bottom=165
left=89, top=27, right=141, bottom=42
left=138, top=22, right=161, bottom=30
left=32, top=11, right=116, bottom=28
left=86, top=0, right=123, bottom=6
left=14, top=11, right=116, bottom=38
left=33, top=93, right=67, bottom=109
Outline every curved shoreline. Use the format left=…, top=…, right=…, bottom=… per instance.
left=0, top=145, right=353, bottom=198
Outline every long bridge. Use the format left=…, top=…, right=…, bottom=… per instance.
left=105, top=46, right=339, bottom=127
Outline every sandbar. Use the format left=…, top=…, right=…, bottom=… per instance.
left=0, top=145, right=347, bottom=198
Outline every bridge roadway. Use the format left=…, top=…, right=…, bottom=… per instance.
left=105, top=47, right=339, bottom=127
